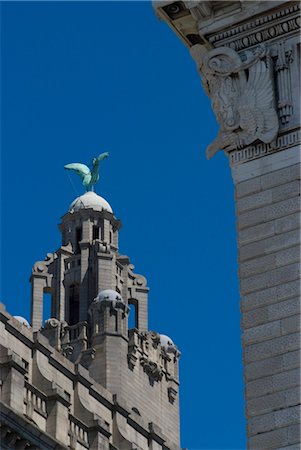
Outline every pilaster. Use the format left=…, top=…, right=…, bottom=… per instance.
left=0, top=350, right=28, bottom=412
left=154, top=1, right=300, bottom=448
left=46, top=385, right=71, bottom=443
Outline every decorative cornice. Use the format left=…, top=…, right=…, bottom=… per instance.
left=208, top=3, right=300, bottom=51
left=228, top=128, right=301, bottom=166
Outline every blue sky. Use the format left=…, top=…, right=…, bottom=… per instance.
left=1, top=2, right=245, bottom=448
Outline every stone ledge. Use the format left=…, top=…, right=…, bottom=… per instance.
left=0, top=401, right=69, bottom=450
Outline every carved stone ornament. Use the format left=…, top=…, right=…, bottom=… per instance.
left=149, top=331, right=161, bottom=348
left=140, top=356, right=163, bottom=383
left=128, top=264, right=147, bottom=287
left=44, top=317, right=60, bottom=329
left=167, top=386, right=178, bottom=404
left=274, top=41, right=294, bottom=125
left=191, top=44, right=279, bottom=159
left=32, top=252, right=55, bottom=274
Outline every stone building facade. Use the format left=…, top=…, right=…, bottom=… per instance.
left=154, top=1, right=300, bottom=449
left=0, top=191, right=181, bottom=449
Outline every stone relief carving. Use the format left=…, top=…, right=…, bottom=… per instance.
left=229, top=129, right=300, bottom=166
left=191, top=44, right=279, bottom=159
left=32, top=252, right=56, bottom=274
left=140, top=356, right=163, bottom=384
left=167, top=386, right=178, bottom=404
left=274, top=41, right=294, bottom=125
left=127, top=329, right=179, bottom=392
left=44, top=317, right=60, bottom=329
left=127, top=264, right=147, bottom=287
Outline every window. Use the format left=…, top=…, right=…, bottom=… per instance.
left=93, top=225, right=99, bottom=240
left=69, top=284, right=80, bottom=325
left=128, top=299, right=138, bottom=329
left=75, top=227, right=82, bottom=253
left=43, top=292, right=52, bottom=323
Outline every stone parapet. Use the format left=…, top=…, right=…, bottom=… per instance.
left=0, top=303, right=181, bottom=449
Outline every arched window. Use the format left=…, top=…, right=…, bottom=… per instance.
left=128, top=299, right=138, bottom=329
left=43, top=291, right=52, bottom=324
left=69, top=284, right=80, bottom=325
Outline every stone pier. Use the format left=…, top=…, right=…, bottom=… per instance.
left=154, top=1, right=300, bottom=447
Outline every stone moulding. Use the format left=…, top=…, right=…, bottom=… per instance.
left=228, top=128, right=301, bottom=166
left=208, top=3, right=300, bottom=50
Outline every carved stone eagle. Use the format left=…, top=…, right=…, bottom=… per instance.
left=191, top=45, right=279, bottom=159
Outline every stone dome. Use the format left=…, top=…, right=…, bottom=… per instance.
left=95, top=289, right=124, bottom=303
left=13, top=316, right=30, bottom=327
left=69, top=191, right=113, bottom=214
left=160, top=334, right=174, bottom=349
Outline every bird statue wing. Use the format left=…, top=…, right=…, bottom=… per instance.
left=94, top=152, right=109, bottom=163
left=90, top=152, right=109, bottom=186
left=64, top=163, right=91, bottom=180
left=238, top=58, right=278, bottom=143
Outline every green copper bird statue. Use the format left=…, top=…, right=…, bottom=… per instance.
left=64, top=152, right=109, bottom=192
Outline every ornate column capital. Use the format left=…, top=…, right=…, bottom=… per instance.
left=154, top=0, right=300, bottom=162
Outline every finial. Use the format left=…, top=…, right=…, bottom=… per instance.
left=64, top=152, right=109, bottom=192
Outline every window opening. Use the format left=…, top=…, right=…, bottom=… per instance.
left=43, top=291, right=52, bottom=324
left=128, top=300, right=138, bottom=329
left=93, top=225, right=99, bottom=240
left=75, top=227, right=82, bottom=253
left=69, top=284, right=80, bottom=325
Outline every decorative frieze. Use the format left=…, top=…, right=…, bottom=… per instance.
left=208, top=3, right=300, bottom=51
left=127, top=329, right=180, bottom=397
left=229, top=129, right=301, bottom=165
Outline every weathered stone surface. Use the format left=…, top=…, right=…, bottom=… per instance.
left=238, top=221, right=275, bottom=246
left=244, top=333, right=300, bottom=363
left=240, top=245, right=300, bottom=278
left=242, top=297, right=300, bottom=328
left=236, top=180, right=300, bottom=214
left=249, top=424, right=300, bottom=450
left=248, top=405, right=300, bottom=436
left=237, top=196, right=301, bottom=230
left=246, top=368, right=300, bottom=399
left=275, top=212, right=300, bottom=234
left=245, top=351, right=300, bottom=382
left=236, top=164, right=301, bottom=199
left=242, top=321, right=282, bottom=346
left=239, top=229, right=300, bottom=261
left=240, top=263, right=300, bottom=295
left=241, top=281, right=300, bottom=312
left=260, top=164, right=301, bottom=191
left=246, top=386, right=300, bottom=417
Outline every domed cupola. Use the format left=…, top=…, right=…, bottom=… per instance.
left=95, top=289, right=124, bottom=303
left=69, top=191, right=113, bottom=214
left=89, top=289, right=129, bottom=344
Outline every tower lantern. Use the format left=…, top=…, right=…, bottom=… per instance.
left=23, top=154, right=182, bottom=447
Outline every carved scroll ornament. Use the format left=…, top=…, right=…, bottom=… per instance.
left=191, top=44, right=279, bottom=159
left=32, top=252, right=55, bottom=274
